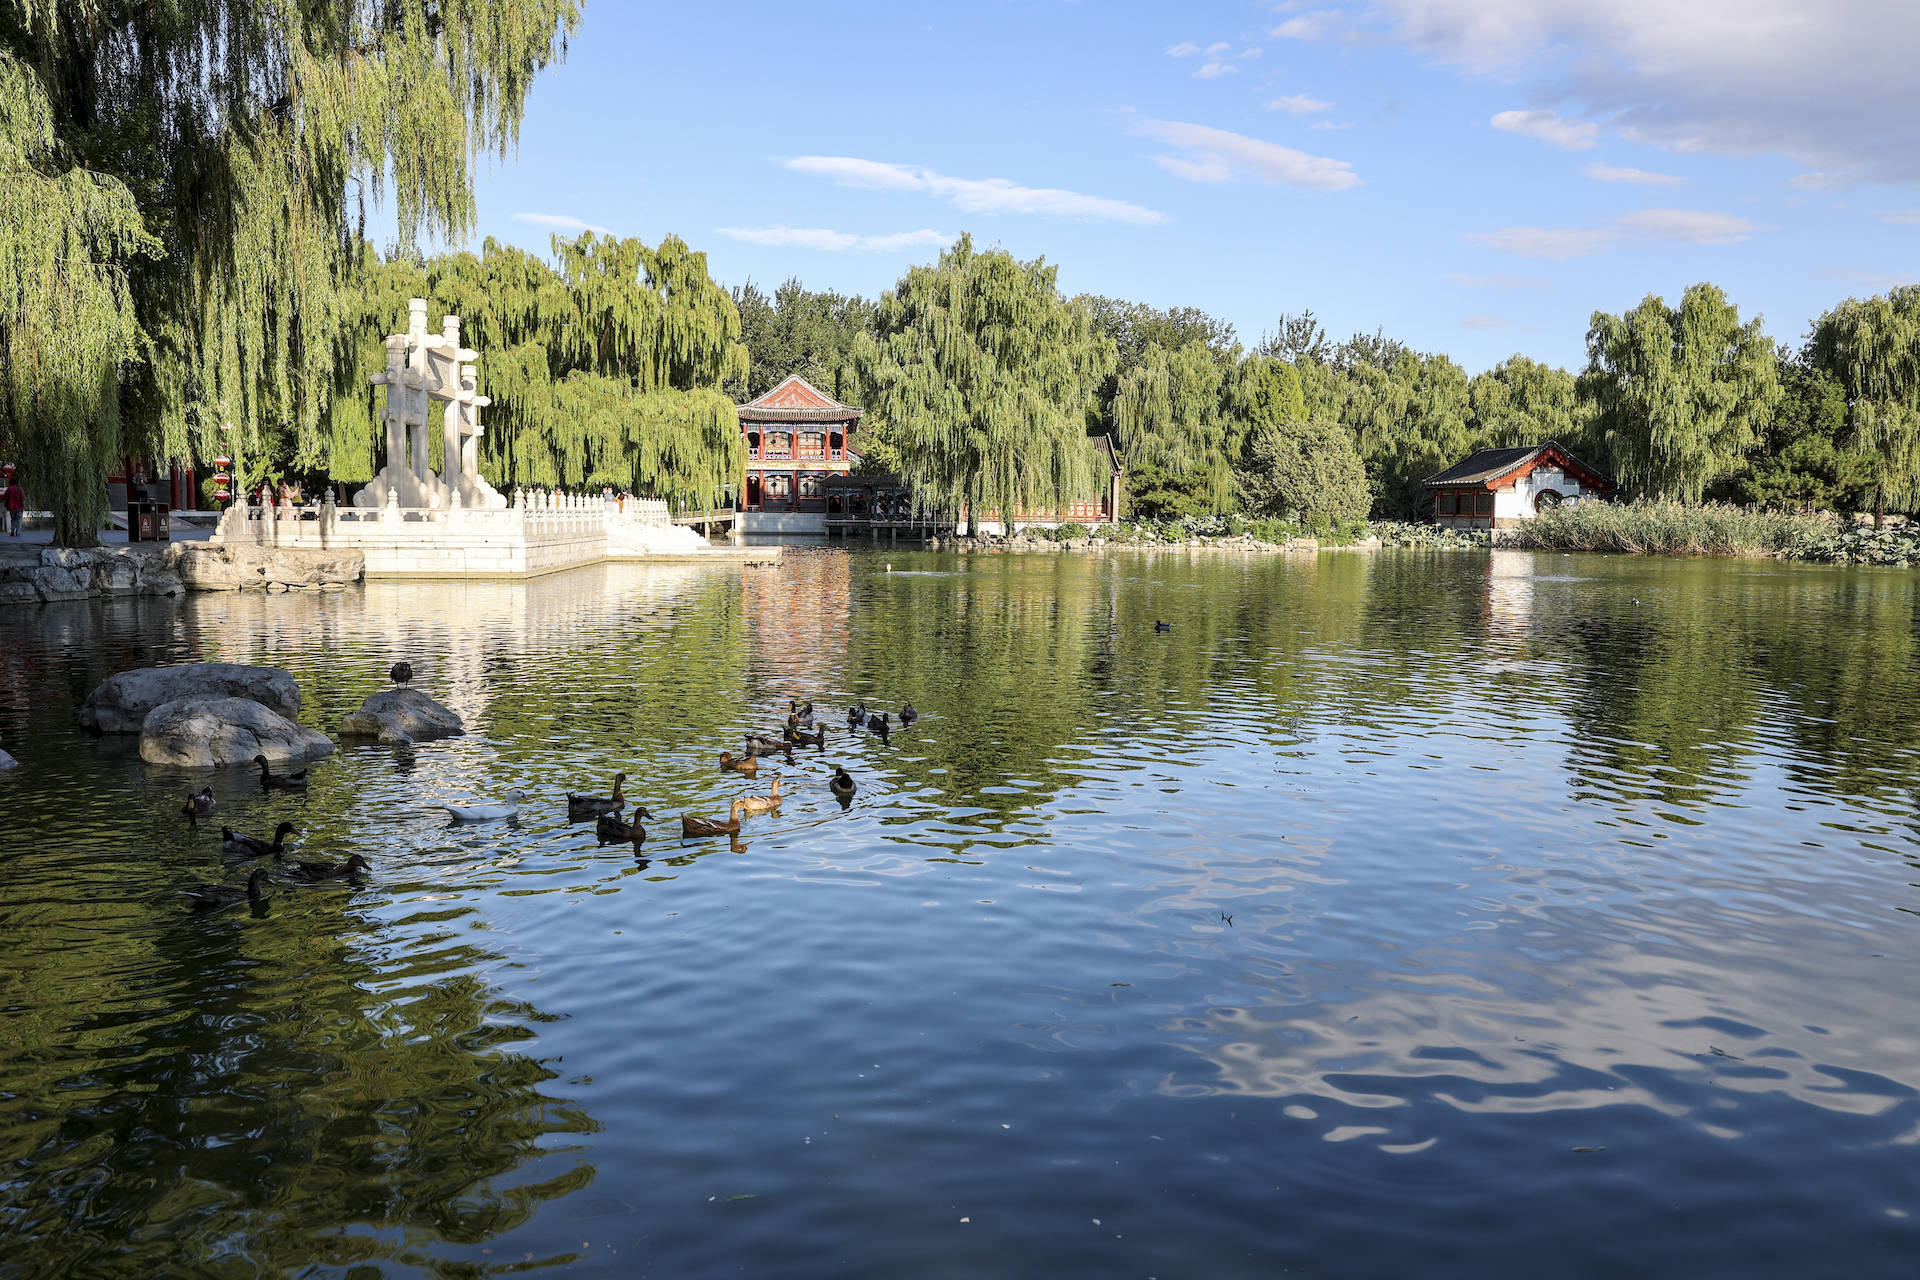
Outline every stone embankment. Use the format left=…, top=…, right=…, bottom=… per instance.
left=0, top=544, right=362, bottom=604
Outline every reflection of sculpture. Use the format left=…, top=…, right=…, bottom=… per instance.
left=355, top=298, right=506, bottom=510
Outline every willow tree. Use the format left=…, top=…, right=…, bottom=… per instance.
left=1809, top=285, right=1920, bottom=526
left=0, top=0, right=579, bottom=544
left=1468, top=356, right=1592, bottom=454
left=331, top=233, right=747, bottom=504
left=1583, top=284, right=1780, bottom=502
left=856, top=235, right=1115, bottom=530
left=1112, top=341, right=1242, bottom=516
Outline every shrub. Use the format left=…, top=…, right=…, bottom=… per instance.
left=1235, top=418, right=1370, bottom=536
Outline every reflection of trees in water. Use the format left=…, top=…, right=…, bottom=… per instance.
left=0, top=901, right=595, bottom=1276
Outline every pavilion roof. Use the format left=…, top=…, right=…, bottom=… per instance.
left=737, top=375, right=864, bottom=424
left=1424, top=441, right=1614, bottom=492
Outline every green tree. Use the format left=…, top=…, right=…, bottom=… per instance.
left=1232, top=357, right=1367, bottom=534
left=0, top=0, right=579, bottom=544
left=1112, top=341, right=1241, bottom=516
left=1713, top=357, right=1869, bottom=512
left=856, top=234, right=1115, bottom=531
left=730, top=277, right=874, bottom=402
left=1583, top=284, right=1781, bottom=501
left=1468, top=356, right=1593, bottom=454
left=1809, top=285, right=1920, bottom=525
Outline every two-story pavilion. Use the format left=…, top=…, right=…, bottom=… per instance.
left=736, top=375, right=863, bottom=533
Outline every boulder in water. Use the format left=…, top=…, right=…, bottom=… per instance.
left=338, top=688, right=464, bottom=746
left=138, top=696, right=334, bottom=768
left=81, top=662, right=302, bottom=734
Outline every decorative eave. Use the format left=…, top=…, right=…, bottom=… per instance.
left=737, top=374, right=864, bottom=425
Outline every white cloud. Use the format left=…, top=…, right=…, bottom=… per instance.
left=1311, top=121, right=1355, bottom=131
left=1239, top=46, right=1265, bottom=59
left=1467, top=207, right=1757, bottom=258
left=1205, top=42, right=1231, bottom=55
left=1467, top=226, right=1618, bottom=260
left=1269, top=94, right=1334, bottom=115
left=1613, top=208, right=1756, bottom=244
left=1166, top=41, right=1199, bottom=57
left=1788, top=171, right=1854, bottom=191
left=1585, top=163, right=1684, bottom=186
left=1461, top=315, right=1510, bottom=330
left=1879, top=210, right=1920, bottom=225
left=1133, top=117, right=1360, bottom=192
left=1194, top=61, right=1237, bottom=79
left=781, top=156, right=1167, bottom=226
left=1360, top=0, right=1920, bottom=186
left=716, top=226, right=951, bottom=253
left=1491, top=109, right=1600, bottom=151
left=1449, top=272, right=1553, bottom=291
left=1271, top=10, right=1340, bottom=41
left=513, top=212, right=612, bottom=235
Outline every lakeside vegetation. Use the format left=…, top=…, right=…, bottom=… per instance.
left=4, top=4, right=1920, bottom=550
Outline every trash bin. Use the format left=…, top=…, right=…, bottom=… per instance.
left=128, top=498, right=171, bottom=542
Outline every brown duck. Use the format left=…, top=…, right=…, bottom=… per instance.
left=681, top=798, right=749, bottom=838
left=568, top=772, right=627, bottom=817
left=737, top=776, right=782, bottom=814
left=718, top=751, right=759, bottom=777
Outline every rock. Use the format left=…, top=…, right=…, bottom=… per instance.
left=169, top=544, right=363, bottom=592
left=0, top=747, right=16, bottom=770
left=80, top=662, right=303, bottom=734
left=138, top=696, right=335, bottom=768
left=137, top=563, right=184, bottom=596
left=27, top=565, right=94, bottom=601
left=338, top=688, right=464, bottom=746
left=98, top=556, right=138, bottom=594
left=267, top=581, right=288, bottom=593
left=0, top=580, right=37, bottom=604
left=38, top=548, right=90, bottom=569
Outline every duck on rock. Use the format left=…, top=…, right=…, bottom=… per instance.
left=255, top=755, right=308, bottom=791
left=567, top=772, right=627, bottom=817
left=222, top=822, right=298, bottom=859
left=390, top=661, right=414, bottom=686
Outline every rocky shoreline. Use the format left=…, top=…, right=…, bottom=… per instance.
left=0, top=544, right=364, bottom=604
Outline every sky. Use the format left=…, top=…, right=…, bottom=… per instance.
left=459, top=0, right=1920, bottom=373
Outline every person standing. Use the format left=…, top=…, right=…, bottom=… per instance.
left=3, top=475, right=22, bottom=536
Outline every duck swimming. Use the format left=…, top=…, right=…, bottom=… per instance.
left=737, top=777, right=782, bottom=814
left=182, top=867, right=273, bottom=910
left=441, top=790, right=525, bottom=822
left=222, top=821, right=298, bottom=859
left=829, top=766, right=856, bottom=801
left=284, top=854, right=371, bottom=883
left=681, top=798, right=749, bottom=838
left=847, top=704, right=867, bottom=728
left=899, top=701, right=918, bottom=726
left=789, top=699, right=815, bottom=727
left=567, top=772, right=627, bottom=817
left=784, top=718, right=825, bottom=750
left=597, top=805, right=655, bottom=842
left=718, top=751, right=759, bottom=776
left=180, top=787, right=215, bottom=821
left=255, top=755, right=308, bottom=790
left=744, top=734, right=791, bottom=759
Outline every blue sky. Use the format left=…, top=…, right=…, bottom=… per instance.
left=462, top=0, right=1919, bottom=373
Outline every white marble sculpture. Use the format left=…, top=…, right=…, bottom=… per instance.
left=355, top=298, right=506, bottom=510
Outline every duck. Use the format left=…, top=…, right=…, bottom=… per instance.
left=789, top=699, right=815, bottom=727
left=221, top=821, right=298, bottom=859
left=180, top=786, right=216, bottom=821
left=441, top=790, right=525, bottom=822
left=284, top=854, right=372, bottom=883
left=784, top=718, right=825, bottom=750
left=1154, top=620, right=1172, bottom=633
left=182, top=867, right=273, bottom=910
left=567, top=772, right=627, bottom=817
left=744, top=733, right=791, bottom=759
left=868, top=712, right=891, bottom=743
left=847, top=704, right=867, bottom=728
left=829, top=766, right=856, bottom=801
left=737, top=777, right=782, bottom=814
left=597, top=805, right=656, bottom=842
left=899, top=701, right=918, bottom=726
left=681, top=798, right=749, bottom=838
left=255, top=755, right=308, bottom=790
left=718, top=751, right=759, bottom=776
left=390, top=661, right=413, bottom=685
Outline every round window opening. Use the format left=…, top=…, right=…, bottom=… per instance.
left=1535, top=489, right=1563, bottom=512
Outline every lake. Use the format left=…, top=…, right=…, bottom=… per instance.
left=3, top=546, right=1919, bottom=1278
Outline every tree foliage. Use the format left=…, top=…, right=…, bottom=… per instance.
left=333, top=233, right=746, bottom=502
left=730, top=278, right=873, bottom=403
left=856, top=235, right=1115, bottom=528
left=0, top=0, right=579, bottom=543
left=1809, top=285, right=1920, bottom=514
left=1583, top=284, right=1781, bottom=502
left=1112, top=341, right=1243, bottom=516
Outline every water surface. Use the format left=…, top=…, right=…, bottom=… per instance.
left=3, top=547, right=1919, bottom=1278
